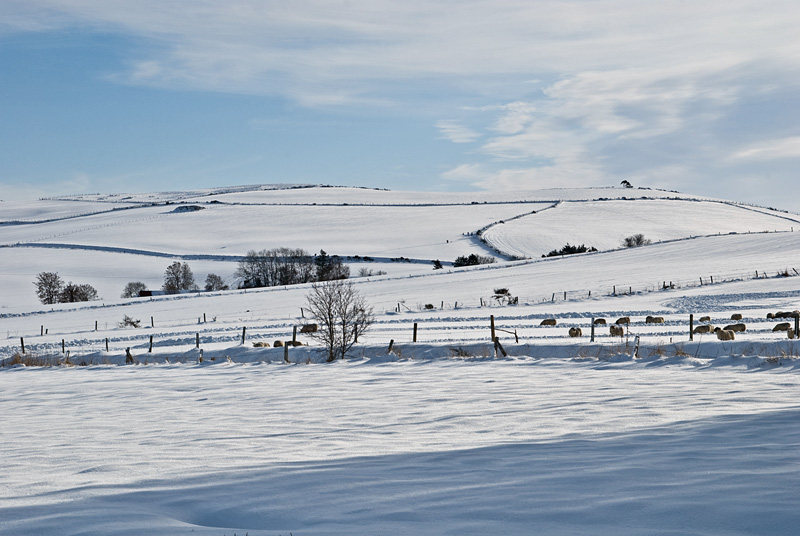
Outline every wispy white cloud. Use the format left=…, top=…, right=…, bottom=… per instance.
left=731, top=137, right=800, bottom=160
left=436, top=120, right=480, bottom=143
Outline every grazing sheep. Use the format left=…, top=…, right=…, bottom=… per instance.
left=252, top=341, right=270, bottom=347
left=299, top=323, right=318, bottom=333
left=593, top=318, right=607, bottom=325
left=699, top=316, right=711, bottom=323
left=609, top=325, right=624, bottom=337
left=767, top=312, right=775, bottom=320
left=723, top=323, right=746, bottom=332
left=273, top=340, right=284, bottom=348
left=568, top=327, right=582, bottom=337
left=789, top=328, right=796, bottom=339
left=714, top=328, right=735, bottom=341
left=645, top=316, right=665, bottom=324
left=692, top=324, right=714, bottom=334
left=773, top=311, right=798, bottom=319
left=615, top=317, right=630, bottom=325
left=540, top=318, right=557, bottom=326
left=730, top=313, right=743, bottom=321
left=772, top=322, right=791, bottom=332
left=289, top=340, right=304, bottom=347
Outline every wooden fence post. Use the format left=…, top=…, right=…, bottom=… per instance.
left=41, top=325, right=44, bottom=336
left=710, top=275, right=714, bottom=283
left=795, top=315, right=799, bottom=336
left=20, top=337, right=25, bottom=354
left=106, top=338, right=109, bottom=352
left=62, top=339, right=65, bottom=354
left=613, top=285, right=616, bottom=295
left=551, top=293, right=555, bottom=302
left=151, top=316, right=154, bottom=328
left=284, top=343, right=289, bottom=363
left=95, top=320, right=98, bottom=331
left=413, top=322, right=418, bottom=342
left=241, top=326, right=246, bottom=344
left=292, top=325, right=297, bottom=344
left=196, top=333, right=200, bottom=349
left=494, top=337, right=508, bottom=357
left=564, top=291, right=567, bottom=300
left=149, top=335, right=154, bottom=353
left=387, top=339, right=394, bottom=354
left=590, top=318, right=595, bottom=343
left=203, top=313, right=206, bottom=323
left=514, top=330, right=519, bottom=344
left=490, top=315, right=496, bottom=342
left=689, top=314, right=694, bottom=341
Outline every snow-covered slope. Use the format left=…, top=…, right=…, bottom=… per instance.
left=4, top=184, right=800, bottom=536
left=482, top=198, right=800, bottom=259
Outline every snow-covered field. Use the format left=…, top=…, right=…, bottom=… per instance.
left=2, top=185, right=800, bottom=535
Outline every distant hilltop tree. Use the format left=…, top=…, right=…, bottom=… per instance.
left=204, top=273, right=229, bottom=291
left=621, top=180, right=633, bottom=188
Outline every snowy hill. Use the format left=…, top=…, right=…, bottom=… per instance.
left=3, top=184, right=800, bottom=536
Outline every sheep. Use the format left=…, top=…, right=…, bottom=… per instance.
left=568, top=327, right=582, bottom=337
left=772, top=322, right=791, bottom=332
left=767, top=312, right=775, bottom=320
left=789, top=328, right=796, bottom=340
left=540, top=318, right=557, bottom=326
left=723, top=323, right=746, bottom=332
left=698, top=316, right=711, bottom=323
left=730, top=313, right=743, bottom=321
left=615, top=317, right=630, bottom=325
left=289, top=340, right=304, bottom=347
left=714, top=328, right=735, bottom=341
left=645, top=316, right=665, bottom=324
left=273, top=340, right=284, bottom=348
left=299, top=323, right=318, bottom=333
left=593, top=318, right=607, bottom=325
left=692, top=324, right=714, bottom=334
left=252, top=341, right=270, bottom=347
left=609, top=325, right=624, bottom=337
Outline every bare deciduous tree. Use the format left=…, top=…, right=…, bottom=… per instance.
left=204, top=273, right=229, bottom=291
left=34, top=272, right=64, bottom=304
left=163, top=261, right=197, bottom=294
left=121, top=281, right=147, bottom=298
left=304, top=279, right=373, bottom=362
left=60, top=282, right=98, bottom=303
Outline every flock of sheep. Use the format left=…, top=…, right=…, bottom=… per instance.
left=538, top=311, right=799, bottom=340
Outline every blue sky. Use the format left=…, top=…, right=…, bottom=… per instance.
left=2, top=1, right=800, bottom=211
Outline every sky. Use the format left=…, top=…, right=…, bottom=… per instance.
left=2, top=1, right=800, bottom=211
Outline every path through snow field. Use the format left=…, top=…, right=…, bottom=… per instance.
left=1, top=358, right=799, bottom=535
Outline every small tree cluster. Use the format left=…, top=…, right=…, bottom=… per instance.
left=453, top=254, right=495, bottom=267
left=622, top=234, right=652, bottom=248
left=304, top=279, right=373, bottom=362
left=543, top=243, right=597, bottom=258
left=236, top=248, right=348, bottom=289
left=34, top=272, right=99, bottom=305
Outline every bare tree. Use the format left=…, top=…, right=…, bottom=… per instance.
left=60, top=282, right=98, bottom=302
left=121, top=281, right=147, bottom=298
left=163, top=261, right=197, bottom=293
left=34, top=272, right=64, bottom=304
left=204, top=273, right=229, bottom=291
left=304, top=279, right=373, bottom=362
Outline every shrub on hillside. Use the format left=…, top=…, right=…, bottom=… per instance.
left=543, top=243, right=597, bottom=258
left=121, top=281, right=147, bottom=298
left=622, top=234, right=652, bottom=248
left=453, top=254, right=495, bottom=267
